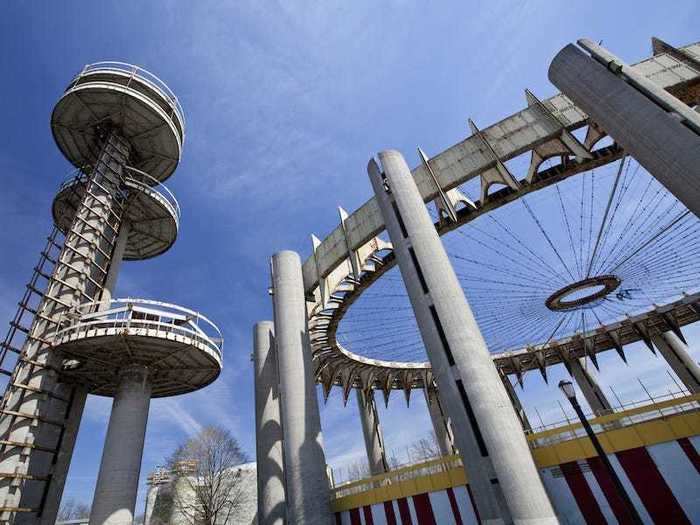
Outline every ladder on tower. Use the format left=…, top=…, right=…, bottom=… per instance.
left=0, top=163, right=131, bottom=518
left=0, top=226, right=64, bottom=386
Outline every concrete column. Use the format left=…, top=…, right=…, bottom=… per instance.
left=253, top=321, right=286, bottom=525
left=500, top=374, right=532, bottom=432
left=100, top=220, right=131, bottom=304
left=368, top=150, right=557, bottom=524
left=142, top=483, right=159, bottom=525
left=270, top=251, right=332, bottom=525
left=652, top=332, right=700, bottom=394
left=567, top=358, right=613, bottom=416
left=549, top=43, right=700, bottom=218
left=356, top=390, right=388, bottom=475
left=424, top=387, right=456, bottom=456
left=90, top=365, right=151, bottom=525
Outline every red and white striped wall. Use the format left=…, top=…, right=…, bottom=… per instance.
left=334, top=437, right=700, bottom=524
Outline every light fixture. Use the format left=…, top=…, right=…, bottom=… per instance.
left=558, top=379, right=576, bottom=401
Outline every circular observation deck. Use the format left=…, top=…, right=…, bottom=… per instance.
left=52, top=167, right=180, bottom=260
left=51, top=62, right=185, bottom=182
left=51, top=299, right=222, bottom=397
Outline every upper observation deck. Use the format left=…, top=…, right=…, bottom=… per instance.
left=51, top=62, right=185, bottom=182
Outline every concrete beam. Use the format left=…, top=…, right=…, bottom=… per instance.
left=652, top=331, right=700, bottom=394
left=567, top=358, right=613, bottom=416
left=424, top=387, right=456, bottom=456
left=356, top=390, right=388, bottom=475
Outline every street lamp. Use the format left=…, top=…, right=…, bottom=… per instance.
left=558, top=380, right=643, bottom=524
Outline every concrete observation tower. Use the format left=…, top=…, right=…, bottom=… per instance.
left=0, top=63, right=222, bottom=524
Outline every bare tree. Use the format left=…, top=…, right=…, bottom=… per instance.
left=169, top=426, right=249, bottom=525
left=408, top=431, right=441, bottom=462
left=57, top=498, right=90, bottom=521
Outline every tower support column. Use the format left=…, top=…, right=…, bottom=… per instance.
left=100, top=220, right=131, bottom=304
left=548, top=42, right=700, bottom=217
left=90, top=365, right=151, bottom=525
left=270, top=251, right=332, bottom=525
left=652, top=332, right=700, bottom=394
left=253, top=321, right=286, bottom=525
left=424, top=386, right=456, bottom=456
left=567, top=358, right=613, bottom=416
left=356, top=390, right=388, bottom=475
left=368, top=150, right=557, bottom=524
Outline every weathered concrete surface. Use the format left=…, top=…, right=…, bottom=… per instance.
left=253, top=321, right=286, bottom=525
left=271, top=252, right=332, bottom=524
left=90, top=366, right=152, bottom=525
left=549, top=43, right=700, bottom=217
left=652, top=332, right=700, bottom=393
left=356, top=390, right=388, bottom=475
left=424, top=387, right=456, bottom=456
left=567, top=358, right=613, bottom=417
left=369, top=150, right=557, bottom=524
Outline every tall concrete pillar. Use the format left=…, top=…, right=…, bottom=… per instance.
left=567, top=358, right=613, bottom=416
left=270, top=251, right=332, bottom=525
left=100, top=221, right=131, bottom=304
left=368, top=150, right=557, bottom=524
left=143, top=483, right=159, bottom=525
left=424, top=386, right=456, bottom=456
left=549, top=42, right=700, bottom=218
left=90, top=365, right=151, bottom=525
left=356, top=390, right=388, bottom=475
left=500, top=374, right=532, bottom=432
left=253, top=321, right=286, bottom=525
left=652, top=332, right=700, bottom=394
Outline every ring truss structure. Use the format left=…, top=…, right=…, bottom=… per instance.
left=302, top=39, right=700, bottom=403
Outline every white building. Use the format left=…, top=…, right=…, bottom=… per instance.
left=144, top=463, right=257, bottom=525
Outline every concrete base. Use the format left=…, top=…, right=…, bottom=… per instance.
left=90, top=366, right=151, bottom=525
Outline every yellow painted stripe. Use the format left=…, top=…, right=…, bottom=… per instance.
left=331, top=398, right=700, bottom=512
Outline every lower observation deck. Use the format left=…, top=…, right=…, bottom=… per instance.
left=53, top=167, right=180, bottom=260
left=51, top=299, right=222, bottom=397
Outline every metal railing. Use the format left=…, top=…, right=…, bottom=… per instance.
left=57, top=166, right=181, bottom=223
left=71, top=61, right=185, bottom=134
left=331, top=455, right=463, bottom=500
left=330, top=392, right=700, bottom=500
left=526, top=391, right=700, bottom=448
left=53, top=298, right=223, bottom=360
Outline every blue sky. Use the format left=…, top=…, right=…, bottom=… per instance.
left=1, top=0, right=699, bottom=513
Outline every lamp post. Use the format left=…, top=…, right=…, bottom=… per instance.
left=558, top=380, right=643, bottom=524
